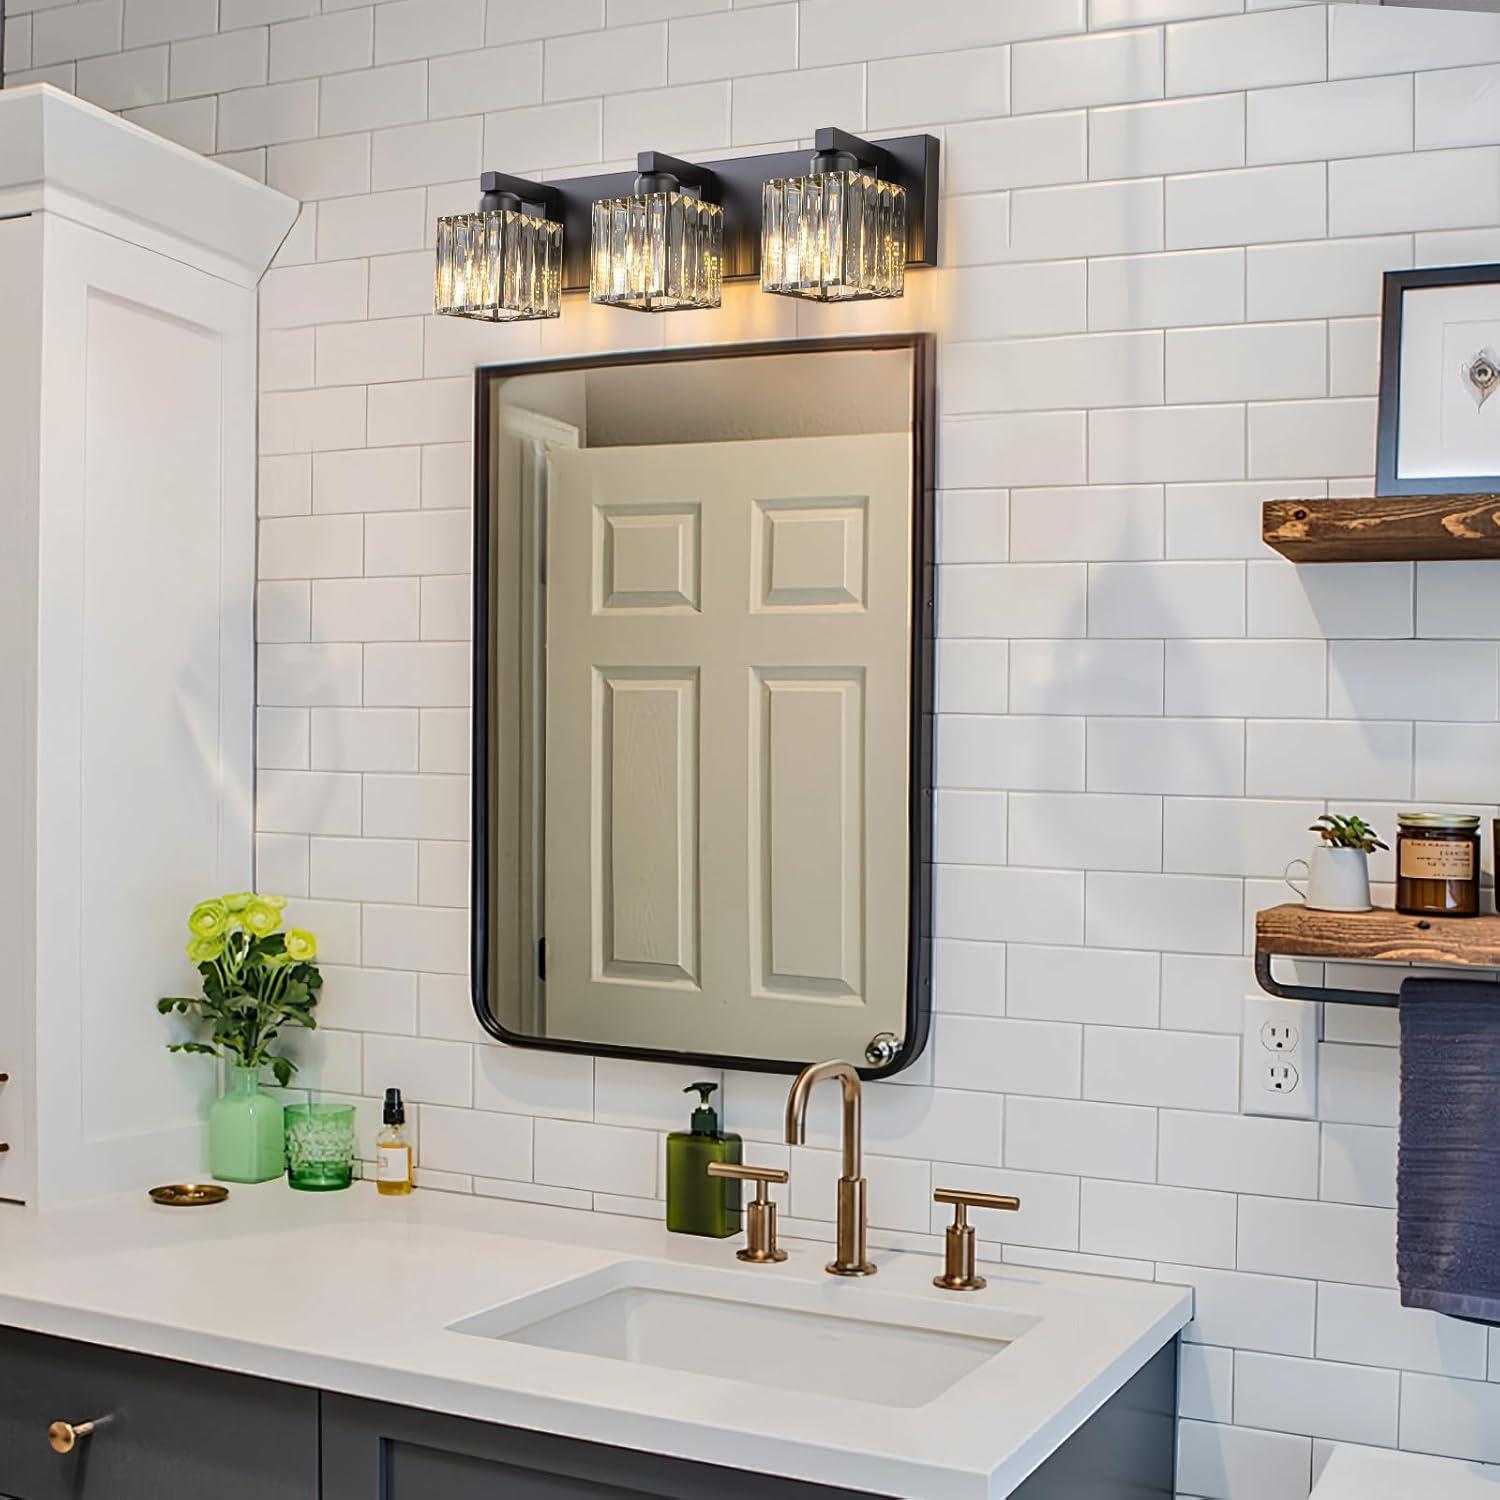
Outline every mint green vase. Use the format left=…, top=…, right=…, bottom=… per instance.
left=209, top=1065, right=285, bottom=1183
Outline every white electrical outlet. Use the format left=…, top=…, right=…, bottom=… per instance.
left=1242, top=995, right=1319, bottom=1119
left=1261, top=1020, right=1298, bottom=1052
left=1264, top=1061, right=1299, bottom=1092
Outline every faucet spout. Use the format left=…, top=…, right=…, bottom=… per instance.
left=784, top=1059, right=874, bottom=1277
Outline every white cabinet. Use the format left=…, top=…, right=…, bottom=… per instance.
left=0, top=85, right=297, bottom=1207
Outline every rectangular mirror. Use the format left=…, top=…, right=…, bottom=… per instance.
left=472, top=335, right=933, bottom=1077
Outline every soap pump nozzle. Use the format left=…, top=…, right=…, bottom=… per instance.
left=685, top=1081, right=720, bottom=1137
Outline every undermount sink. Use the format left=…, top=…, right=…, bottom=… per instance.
left=448, top=1261, right=1032, bottom=1408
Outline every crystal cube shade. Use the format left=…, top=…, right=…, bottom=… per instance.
left=761, top=171, right=906, bottom=302
left=434, top=208, right=562, bottom=322
left=590, top=191, right=723, bottom=313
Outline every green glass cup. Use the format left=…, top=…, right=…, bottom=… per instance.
left=284, top=1102, right=356, bottom=1192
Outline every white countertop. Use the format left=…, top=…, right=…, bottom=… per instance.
left=1313, top=1445, right=1500, bottom=1499
left=0, top=1183, right=1190, bottom=1498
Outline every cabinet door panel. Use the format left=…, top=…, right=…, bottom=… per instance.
left=387, top=1441, right=659, bottom=1498
left=321, top=1393, right=876, bottom=1500
left=29, top=215, right=257, bottom=1207
left=0, top=1327, right=317, bottom=1500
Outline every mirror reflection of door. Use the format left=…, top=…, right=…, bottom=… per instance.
left=476, top=340, right=933, bottom=1076
left=483, top=406, right=581, bottom=1041
left=544, top=435, right=911, bottom=1061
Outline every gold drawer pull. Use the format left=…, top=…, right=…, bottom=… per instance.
left=932, top=1187, right=1021, bottom=1292
left=48, top=1415, right=110, bottom=1454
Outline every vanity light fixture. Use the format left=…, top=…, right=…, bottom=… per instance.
left=761, top=128, right=906, bottom=303
left=434, top=171, right=563, bottom=322
left=590, top=151, right=724, bottom=313
left=440, top=132, right=936, bottom=317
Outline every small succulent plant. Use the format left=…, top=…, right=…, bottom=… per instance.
left=1309, top=813, right=1388, bottom=855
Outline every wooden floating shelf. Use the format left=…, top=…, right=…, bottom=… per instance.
left=1257, top=903, right=1500, bottom=969
left=1262, top=494, right=1500, bottom=563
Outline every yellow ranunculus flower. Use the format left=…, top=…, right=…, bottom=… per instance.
left=187, top=934, right=225, bottom=964
left=263, top=894, right=288, bottom=911
left=187, top=899, right=230, bottom=940
left=242, top=899, right=282, bottom=938
left=284, top=929, right=318, bottom=964
left=223, top=892, right=255, bottom=913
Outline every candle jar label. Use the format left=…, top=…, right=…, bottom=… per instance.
left=1399, top=839, right=1475, bottom=881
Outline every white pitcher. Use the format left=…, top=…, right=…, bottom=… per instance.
left=1284, top=846, right=1373, bottom=913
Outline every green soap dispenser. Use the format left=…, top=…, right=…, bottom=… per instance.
left=666, top=1082, right=743, bottom=1237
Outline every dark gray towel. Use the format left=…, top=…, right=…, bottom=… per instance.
left=1398, top=977, right=1500, bottom=1326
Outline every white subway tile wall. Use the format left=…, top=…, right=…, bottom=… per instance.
left=10, top=3, right=1500, bottom=1492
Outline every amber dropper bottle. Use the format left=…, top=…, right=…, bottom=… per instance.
left=376, top=1087, right=413, bottom=1196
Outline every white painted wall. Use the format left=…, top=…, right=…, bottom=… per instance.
left=7, top=1, right=1500, bottom=1493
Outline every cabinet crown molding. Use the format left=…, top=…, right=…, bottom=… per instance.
left=0, top=84, right=298, bottom=288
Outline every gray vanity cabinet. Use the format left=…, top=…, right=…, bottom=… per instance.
left=320, top=1341, right=1175, bottom=1500
left=0, top=1327, right=318, bottom=1500
left=0, top=1326, right=1174, bottom=1499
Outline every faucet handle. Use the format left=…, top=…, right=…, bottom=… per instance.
left=708, top=1162, right=789, bottom=1265
left=709, top=1162, right=789, bottom=1187
left=932, top=1187, right=1020, bottom=1292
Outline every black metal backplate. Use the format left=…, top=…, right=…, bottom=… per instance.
left=529, top=134, right=939, bottom=291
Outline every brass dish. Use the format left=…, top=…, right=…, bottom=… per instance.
left=148, top=1183, right=229, bottom=1207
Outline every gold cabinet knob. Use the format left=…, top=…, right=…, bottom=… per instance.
left=48, top=1416, right=108, bottom=1454
left=707, top=1162, right=790, bottom=1264
left=932, top=1187, right=1020, bottom=1292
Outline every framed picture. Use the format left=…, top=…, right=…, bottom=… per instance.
left=1378, top=263, right=1500, bottom=495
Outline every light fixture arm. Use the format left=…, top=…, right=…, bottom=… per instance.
left=634, top=150, right=721, bottom=202
left=811, top=126, right=895, bottom=179
left=478, top=170, right=561, bottom=218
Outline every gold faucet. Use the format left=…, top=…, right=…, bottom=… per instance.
left=784, top=1059, right=875, bottom=1277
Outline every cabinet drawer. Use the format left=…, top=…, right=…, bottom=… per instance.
left=0, top=1326, right=318, bottom=1500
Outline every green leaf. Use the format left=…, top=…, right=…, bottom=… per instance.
left=270, top=1056, right=294, bottom=1088
left=1308, top=811, right=1386, bottom=854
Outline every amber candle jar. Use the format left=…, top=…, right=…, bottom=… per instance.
left=1396, top=813, right=1481, bottom=917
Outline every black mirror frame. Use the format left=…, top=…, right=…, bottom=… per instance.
left=469, top=332, right=935, bottom=1080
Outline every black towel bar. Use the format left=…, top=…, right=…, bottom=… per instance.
left=1253, top=951, right=1397, bottom=1008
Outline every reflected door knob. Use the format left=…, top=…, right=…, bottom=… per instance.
left=48, top=1415, right=110, bottom=1454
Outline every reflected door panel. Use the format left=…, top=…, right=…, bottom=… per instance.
left=543, top=435, right=911, bottom=1061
